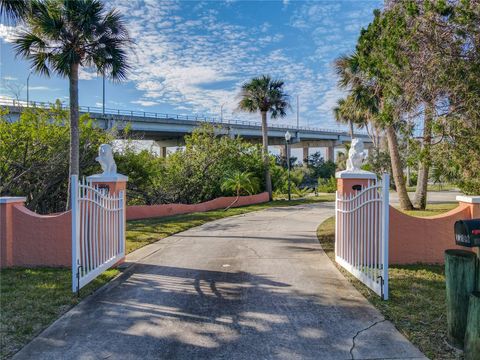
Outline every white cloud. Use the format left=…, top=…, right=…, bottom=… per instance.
left=29, top=86, right=59, bottom=91
left=0, top=24, right=18, bottom=43
left=105, top=1, right=380, bottom=128
left=79, top=67, right=98, bottom=80
left=131, top=99, right=158, bottom=107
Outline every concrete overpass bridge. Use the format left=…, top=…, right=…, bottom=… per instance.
left=2, top=100, right=372, bottom=161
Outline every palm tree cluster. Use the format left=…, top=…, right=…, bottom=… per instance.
left=2, top=0, right=131, bottom=207
left=333, top=51, right=414, bottom=210
left=237, top=75, right=290, bottom=200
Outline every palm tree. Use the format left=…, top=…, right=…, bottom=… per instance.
left=333, top=96, right=368, bottom=138
left=238, top=75, right=289, bottom=200
left=221, top=171, right=260, bottom=210
left=13, top=0, right=131, bottom=207
left=0, top=0, right=29, bottom=22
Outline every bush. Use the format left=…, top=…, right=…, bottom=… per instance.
left=317, top=177, right=337, bottom=193
left=0, top=104, right=112, bottom=213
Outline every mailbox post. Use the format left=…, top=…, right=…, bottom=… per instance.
left=446, top=217, right=480, bottom=354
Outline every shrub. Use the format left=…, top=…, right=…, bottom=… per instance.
left=317, top=177, right=337, bottom=193
left=0, top=104, right=112, bottom=213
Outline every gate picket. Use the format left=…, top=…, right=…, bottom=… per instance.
left=71, top=175, right=125, bottom=293
left=335, top=174, right=390, bottom=300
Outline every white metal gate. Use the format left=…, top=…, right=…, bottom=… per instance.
left=335, top=174, right=390, bottom=300
left=71, top=175, right=125, bottom=293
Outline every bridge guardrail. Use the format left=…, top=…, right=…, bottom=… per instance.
left=1, top=98, right=369, bottom=136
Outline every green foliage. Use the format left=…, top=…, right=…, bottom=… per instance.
left=305, top=152, right=336, bottom=179
left=363, top=148, right=391, bottom=176
left=238, top=75, right=290, bottom=117
left=221, top=171, right=260, bottom=197
left=157, top=126, right=265, bottom=204
left=114, top=145, right=165, bottom=205
left=317, top=177, right=337, bottom=193
left=0, top=105, right=112, bottom=213
left=14, top=0, right=131, bottom=81
left=431, top=121, right=480, bottom=194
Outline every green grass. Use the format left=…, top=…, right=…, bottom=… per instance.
left=0, top=196, right=334, bottom=359
left=0, top=267, right=119, bottom=359
left=317, top=217, right=459, bottom=360
left=126, top=195, right=334, bottom=253
left=398, top=202, right=458, bottom=217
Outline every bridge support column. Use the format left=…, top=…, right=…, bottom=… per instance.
left=159, top=147, right=167, bottom=158
left=325, top=146, right=334, bottom=162
left=303, top=147, right=309, bottom=163
left=155, top=142, right=168, bottom=158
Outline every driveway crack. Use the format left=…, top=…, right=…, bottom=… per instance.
left=350, top=319, right=386, bottom=359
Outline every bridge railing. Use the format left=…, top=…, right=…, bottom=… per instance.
left=1, top=98, right=368, bottom=136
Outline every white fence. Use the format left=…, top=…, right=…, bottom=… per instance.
left=335, top=174, right=390, bottom=300
left=71, top=176, right=125, bottom=293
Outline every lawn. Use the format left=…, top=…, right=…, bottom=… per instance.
left=0, top=195, right=333, bottom=359
left=399, top=202, right=458, bottom=217
left=317, top=214, right=459, bottom=360
left=0, top=268, right=119, bottom=360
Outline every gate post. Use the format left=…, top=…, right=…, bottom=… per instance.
left=335, top=170, right=377, bottom=197
left=87, top=173, right=128, bottom=197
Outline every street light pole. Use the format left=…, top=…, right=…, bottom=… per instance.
left=296, top=95, right=299, bottom=129
left=26, top=70, right=33, bottom=106
left=220, top=102, right=226, bottom=122
left=102, top=73, right=105, bottom=115
left=285, top=131, right=292, bottom=201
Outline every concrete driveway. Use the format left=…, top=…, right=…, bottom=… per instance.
left=15, top=203, right=425, bottom=360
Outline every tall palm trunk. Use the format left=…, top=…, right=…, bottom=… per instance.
left=67, top=63, right=80, bottom=209
left=261, top=111, right=272, bottom=200
left=349, top=120, right=354, bottom=139
left=386, top=124, right=413, bottom=210
left=413, top=103, right=433, bottom=210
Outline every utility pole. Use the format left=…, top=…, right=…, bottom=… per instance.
left=296, top=95, right=299, bottom=129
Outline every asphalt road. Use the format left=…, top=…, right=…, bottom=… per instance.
left=15, top=203, right=425, bottom=360
left=389, top=190, right=462, bottom=205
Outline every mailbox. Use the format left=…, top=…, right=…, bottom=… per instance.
left=454, top=219, right=480, bottom=247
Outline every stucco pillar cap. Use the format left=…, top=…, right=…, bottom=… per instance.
left=87, top=173, right=128, bottom=182
left=0, top=197, right=26, bottom=204
left=456, top=195, right=480, bottom=204
left=335, top=170, right=377, bottom=180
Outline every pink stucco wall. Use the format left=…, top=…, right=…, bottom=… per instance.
left=389, top=203, right=473, bottom=264
left=126, top=192, right=270, bottom=220
left=0, top=203, right=71, bottom=268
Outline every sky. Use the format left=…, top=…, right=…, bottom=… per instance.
left=0, top=0, right=382, bottom=130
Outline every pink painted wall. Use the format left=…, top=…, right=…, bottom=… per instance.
left=126, top=192, right=270, bottom=220
left=12, top=206, right=71, bottom=267
left=389, top=203, right=472, bottom=264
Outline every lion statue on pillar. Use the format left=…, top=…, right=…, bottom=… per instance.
left=346, top=138, right=366, bottom=172
left=96, top=144, right=117, bottom=175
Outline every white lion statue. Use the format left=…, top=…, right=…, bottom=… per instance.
left=346, top=138, right=366, bottom=171
left=96, top=144, right=117, bottom=175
